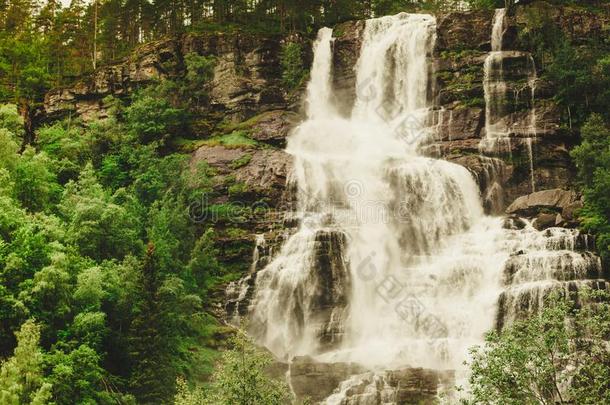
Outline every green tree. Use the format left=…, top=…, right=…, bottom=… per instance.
left=60, top=163, right=142, bottom=261
left=207, top=330, right=290, bottom=405
left=46, top=344, right=116, bottom=405
left=13, top=147, right=60, bottom=212
left=570, top=114, right=610, bottom=259
left=280, top=42, right=306, bottom=89
left=128, top=243, right=176, bottom=403
left=125, top=86, right=188, bottom=144
left=174, top=377, right=206, bottom=405
left=0, top=104, right=24, bottom=141
left=0, top=320, right=53, bottom=405
left=464, top=289, right=610, bottom=404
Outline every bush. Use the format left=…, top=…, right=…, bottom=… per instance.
left=463, top=288, right=610, bottom=404
left=281, top=42, right=307, bottom=89
left=175, top=331, right=290, bottom=405
left=125, top=87, right=188, bottom=143
left=0, top=104, right=24, bottom=141
left=570, top=114, right=610, bottom=259
left=184, top=53, right=216, bottom=106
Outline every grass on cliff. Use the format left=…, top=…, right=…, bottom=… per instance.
left=171, top=130, right=260, bottom=152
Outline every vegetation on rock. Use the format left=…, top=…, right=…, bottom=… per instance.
left=463, top=289, right=610, bottom=404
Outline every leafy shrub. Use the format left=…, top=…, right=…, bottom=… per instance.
left=0, top=104, right=24, bottom=141
left=464, top=288, right=610, bottom=404
left=281, top=42, right=307, bottom=89
left=570, top=114, right=610, bottom=259
left=184, top=53, right=216, bottom=105
left=125, top=87, right=188, bottom=143
left=175, top=331, right=290, bottom=405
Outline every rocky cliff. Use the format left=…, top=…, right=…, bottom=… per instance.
left=44, top=30, right=304, bottom=278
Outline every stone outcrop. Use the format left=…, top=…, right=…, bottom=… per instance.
left=429, top=7, right=580, bottom=208
left=436, top=10, right=493, bottom=51
left=506, top=188, right=582, bottom=229
left=247, top=110, right=299, bottom=147
left=191, top=145, right=291, bottom=204
left=289, top=357, right=367, bottom=403
left=331, top=20, right=365, bottom=117
left=188, top=143, right=293, bottom=273
left=44, top=32, right=306, bottom=126
left=506, top=188, right=578, bottom=216
left=44, top=38, right=182, bottom=121
left=289, top=356, right=454, bottom=404
left=513, top=2, right=610, bottom=47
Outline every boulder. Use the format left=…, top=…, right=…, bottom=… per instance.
left=533, top=212, right=557, bottom=231
left=506, top=188, right=579, bottom=217
left=249, top=110, right=300, bottom=147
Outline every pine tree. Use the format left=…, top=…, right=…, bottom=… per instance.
left=128, top=243, right=175, bottom=403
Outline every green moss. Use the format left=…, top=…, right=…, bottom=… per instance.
left=333, top=25, right=346, bottom=38
left=206, top=203, right=252, bottom=223
left=168, top=137, right=207, bottom=153
left=202, top=130, right=259, bottom=148
left=459, top=97, right=486, bottom=109
left=228, top=181, right=250, bottom=197
left=225, top=227, right=248, bottom=239
left=219, top=111, right=273, bottom=134
left=229, top=153, right=252, bottom=169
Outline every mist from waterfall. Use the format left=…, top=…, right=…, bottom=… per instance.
left=242, top=11, right=604, bottom=401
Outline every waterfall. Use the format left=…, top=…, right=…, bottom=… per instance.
left=249, top=13, right=507, bottom=372
left=233, top=12, right=607, bottom=403
left=481, top=8, right=539, bottom=193
left=481, top=9, right=508, bottom=145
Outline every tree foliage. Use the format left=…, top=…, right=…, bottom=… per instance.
left=174, top=331, right=290, bottom=405
left=464, top=289, right=610, bottom=404
left=571, top=114, right=610, bottom=260
left=0, top=99, right=226, bottom=403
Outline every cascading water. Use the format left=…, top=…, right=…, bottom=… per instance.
left=250, top=11, right=506, bottom=376
left=233, top=12, right=607, bottom=403
left=481, top=8, right=539, bottom=193
left=481, top=8, right=508, bottom=144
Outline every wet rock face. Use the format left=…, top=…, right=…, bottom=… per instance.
left=430, top=8, right=581, bottom=210
left=435, top=10, right=494, bottom=52
left=289, top=356, right=454, bottom=404
left=331, top=20, right=365, bottom=117
left=432, top=107, right=484, bottom=141
left=290, top=356, right=367, bottom=403
left=309, top=231, right=351, bottom=349
left=505, top=188, right=582, bottom=228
